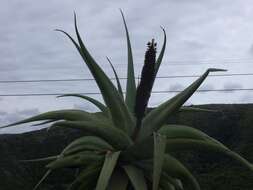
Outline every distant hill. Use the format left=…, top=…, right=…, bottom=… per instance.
left=0, top=104, right=252, bottom=190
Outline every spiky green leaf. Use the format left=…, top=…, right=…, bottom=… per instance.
left=154, top=27, right=166, bottom=75
left=179, top=106, right=219, bottom=113
left=20, top=155, right=58, bottom=163
left=158, top=124, right=224, bottom=146
left=56, top=15, right=134, bottom=135
left=122, top=124, right=224, bottom=161
left=46, top=152, right=103, bottom=169
left=95, top=151, right=121, bottom=190
left=74, top=14, right=134, bottom=134
left=123, top=127, right=253, bottom=172
left=123, top=165, right=148, bottom=190
left=163, top=154, right=200, bottom=190
left=107, top=169, right=129, bottom=190
left=107, top=57, right=124, bottom=98
left=161, top=174, right=183, bottom=190
left=153, top=133, right=166, bottom=190
left=57, top=94, right=108, bottom=114
left=160, top=180, right=176, bottom=190
left=62, top=136, right=113, bottom=156
left=0, top=109, right=96, bottom=129
left=138, top=155, right=200, bottom=190
left=165, top=139, right=253, bottom=172
left=68, top=166, right=100, bottom=190
left=139, top=68, right=227, bottom=140
left=51, top=121, right=133, bottom=150
left=134, top=160, right=183, bottom=190
left=33, top=170, right=52, bottom=190
left=120, top=10, right=136, bottom=113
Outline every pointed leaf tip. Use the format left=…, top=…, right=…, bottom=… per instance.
left=154, top=27, right=166, bottom=75
left=123, top=165, right=148, bottom=190
left=120, top=9, right=136, bottom=113
left=74, top=11, right=77, bottom=20
left=71, top=13, right=134, bottom=134
left=160, top=26, right=165, bottom=32
left=106, top=57, right=124, bottom=98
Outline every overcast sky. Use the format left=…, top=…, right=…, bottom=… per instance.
left=1, top=0, right=253, bottom=133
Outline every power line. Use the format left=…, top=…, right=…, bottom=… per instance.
left=117, top=58, right=253, bottom=66
left=153, top=88, right=253, bottom=93
left=1, top=88, right=253, bottom=97
left=0, top=92, right=100, bottom=97
left=155, top=73, right=253, bottom=79
left=0, top=73, right=253, bottom=84
left=155, top=61, right=253, bottom=66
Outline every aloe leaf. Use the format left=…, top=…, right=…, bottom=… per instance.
left=158, top=124, right=225, bottom=147
left=107, top=169, right=129, bottom=190
left=124, top=130, right=253, bottom=172
left=163, top=154, right=200, bottom=190
left=121, top=136, right=153, bottom=162
left=123, top=124, right=224, bottom=161
left=68, top=166, right=100, bottom=190
left=62, top=136, right=114, bottom=156
left=51, top=121, right=133, bottom=150
left=126, top=136, right=253, bottom=171
left=138, top=165, right=182, bottom=190
left=160, top=180, right=175, bottom=190
left=120, top=10, right=136, bottom=113
left=68, top=14, right=134, bottom=134
left=123, top=165, right=148, bottom=190
left=95, top=151, right=121, bottom=190
left=179, top=106, right=219, bottom=113
left=106, top=57, right=124, bottom=99
left=0, top=109, right=95, bottom=129
left=165, top=139, right=253, bottom=171
left=33, top=170, right=52, bottom=190
left=32, top=120, right=57, bottom=126
left=46, top=152, right=103, bottom=169
left=135, top=157, right=199, bottom=190
left=78, top=180, right=96, bottom=190
left=56, top=16, right=134, bottom=134
left=154, top=27, right=166, bottom=75
left=20, top=155, right=58, bottom=163
left=153, top=133, right=166, bottom=190
left=139, top=68, right=227, bottom=140
left=161, top=174, right=183, bottom=190
left=57, top=94, right=108, bottom=114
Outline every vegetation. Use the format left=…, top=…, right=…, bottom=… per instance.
left=1, top=12, right=253, bottom=190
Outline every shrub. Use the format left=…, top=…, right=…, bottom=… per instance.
left=1, top=11, right=252, bottom=190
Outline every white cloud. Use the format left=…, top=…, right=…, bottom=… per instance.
left=1, top=0, right=253, bottom=133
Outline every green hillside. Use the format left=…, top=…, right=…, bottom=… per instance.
left=0, top=104, right=252, bottom=190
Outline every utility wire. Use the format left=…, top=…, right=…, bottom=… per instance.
left=1, top=73, right=253, bottom=83
left=1, top=88, right=253, bottom=97
left=117, top=58, right=253, bottom=66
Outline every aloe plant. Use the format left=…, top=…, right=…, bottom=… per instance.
left=1, top=11, right=253, bottom=190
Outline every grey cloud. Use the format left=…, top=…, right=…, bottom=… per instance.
left=18, top=108, right=39, bottom=116
left=223, top=83, right=243, bottom=92
left=0, top=111, right=7, bottom=115
left=3, top=113, right=23, bottom=124
left=2, top=108, right=39, bottom=124
left=0, top=108, right=43, bottom=134
left=168, top=84, right=184, bottom=91
left=1, top=0, right=253, bottom=134
left=199, top=84, right=214, bottom=91
left=182, top=40, right=207, bottom=51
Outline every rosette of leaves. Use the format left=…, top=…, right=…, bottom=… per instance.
left=2, top=11, right=253, bottom=190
